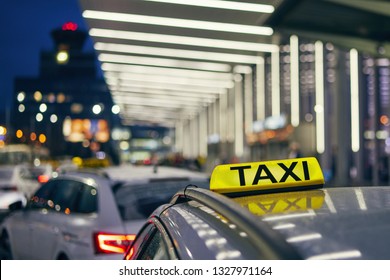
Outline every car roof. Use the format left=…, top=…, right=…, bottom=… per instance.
left=168, top=185, right=390, bottom=260
left=245, top=186, right=390, bottom=260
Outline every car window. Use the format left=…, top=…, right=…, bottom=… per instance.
left=29, top=180, right=56, bottom=209
left=138, top=230, right=169, bottom=260
left=77, top=184, right=97, bottom=214
left=114, top=179, right=209, bottom=221
left=126, top=224, right=155, bottom=259
left=50, top=180, right=82, bottom=214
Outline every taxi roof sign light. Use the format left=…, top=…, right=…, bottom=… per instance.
left=210, top=157, right=324, bottom=195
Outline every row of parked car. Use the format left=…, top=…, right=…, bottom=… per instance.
left=0, top=163, right=209, bottom=259
left=3, top=157, right=390, bottom=260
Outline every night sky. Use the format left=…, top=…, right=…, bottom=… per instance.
left=0, top=0, right=95, bottom=121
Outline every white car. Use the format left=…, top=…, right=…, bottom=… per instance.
left=0, top=166, right=209, bottom=259
left=0, top=165, right=40, bottom=199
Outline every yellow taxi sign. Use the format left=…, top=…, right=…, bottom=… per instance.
left=210, top=157, right=324, bottom=194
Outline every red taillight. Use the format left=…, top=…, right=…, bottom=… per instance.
left=94, top=232, right=136, bottom=254
left=38, top=175, right=50, bottom=183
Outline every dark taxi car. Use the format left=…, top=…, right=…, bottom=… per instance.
left=125, top=157, right=390, bottom=260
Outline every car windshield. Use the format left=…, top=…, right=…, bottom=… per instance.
left=113, top=178, right=209, bottom=221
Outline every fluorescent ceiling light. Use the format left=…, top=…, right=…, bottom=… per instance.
left=112, top=85, right=219, bottom=99
left=98, top=53, right=231, bottom=72
left=123, top=114, right=180, bottom=121
left=95, top=42, right=261, bottom=64
left=142, top=0, right=275, bottom=13
left=122, top=104, right=190, bottom=114
left=116, top=98, right=206, bottom=110
left=121, top=108, right=195, bottom=119
left=83, top=10, right=273, bottom=36
left=121, top=118, right=176, bottom=126
left=114, top=96, right=201, bottom=108
left=111, top=89, right=214, bottom=102
left=120, top=114, right=178, bottom=126
left=90, top=28, right=279, bottom=53
left=112, top=91, right=212, bottom=104
left=109, top=80, right=225, bottom=95
left=101, top=63, right=233, bottom=80
left=104, top=72, right=234, bottom=88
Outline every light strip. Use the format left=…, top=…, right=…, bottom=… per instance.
left=98, top=53, right=231, bottom=72
left=199, top=109, right=208, bottom=157
left=287, top=233, right=322, bottom=243
left=219, top=92, right=228, bottom=142
left=262, top=211, right=316, bottom=221
left=112, top=88, right=214, bottom=102
left=113, top=85, right=219, bottom=99
left=271, top=50, right=280, bottom=116
left=121, top=104, right=190, bottom=114
left=104, top=72, right=234, bottom=88
left=90, top=28, right=279, bottom=53
left=350, top=48, right=360, bottom=152
left=142, top=0, right=275, bottom=13
left=83, top=10, right=273, bottom=36
left=122, top=119, right=175, bottom=126
left=175, top=121, right=184, bottom=153
left=354, top=188, right=367, bottom=210
left=110, top=80, right=225, bottom=95
left=112, top=91, right=209, bottom=105
left=121, top=117, right=177, bottom=126
left=315, top=41, right=325, bottom=154
left=122, top=112, right=181, bottom=120
left=308, top=250, right=362, bottom=260
left=117, top=102, right=199, bottom=113
left=121, top=110, right=186, bottom=119
left=244, top=72, right=253, bottom=133
left=323, top=190, right=337, bottom=213
left=191, top=117, right=199, bottom=157
left=234, top=74, right=244, bottom=157
left=95, top=42, right=261, bottom=64
left=290, top=35, right=300, bottom=127
left=256, top=57, right=265, bottom=120
left=272, top=223, right=295, bottom=230
left=101, top=63, right=233, bottom=80
left=119, top=109, right=197, bottom=120
left=114, top=96, right=201, bottom=108
left=120, top=110, right=182, bottom=119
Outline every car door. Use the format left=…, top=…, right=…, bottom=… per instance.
left=29, top=179, right=82, bottom=259
left=9, top=181, right=55, bottom=259
left=60, top=182, right=98, bottom=259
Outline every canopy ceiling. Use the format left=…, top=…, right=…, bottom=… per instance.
left=79, top=0, right=390, bottom=127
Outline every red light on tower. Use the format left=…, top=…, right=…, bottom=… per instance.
left=62, top=22, right=78, bottom=31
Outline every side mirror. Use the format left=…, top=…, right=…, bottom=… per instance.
left=9, top=200, right=24, bottom=212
